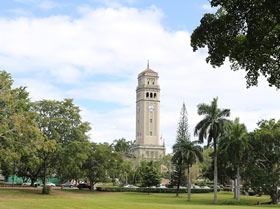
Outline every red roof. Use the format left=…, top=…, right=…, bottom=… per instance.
left=143, top=68, right=156, bottom=73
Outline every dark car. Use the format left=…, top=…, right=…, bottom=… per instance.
left=78, top=183, right=91, bottom=190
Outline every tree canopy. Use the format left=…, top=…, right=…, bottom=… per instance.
left=191, top=0, right=280, bottom=89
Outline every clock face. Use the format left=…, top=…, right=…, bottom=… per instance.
left=148, top=104, right=155, bottom=112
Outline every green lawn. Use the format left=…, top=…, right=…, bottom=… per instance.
left=0, top=188, right=278, bottom=209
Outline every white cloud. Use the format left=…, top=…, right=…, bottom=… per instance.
left=1, top=6, right=280, bottom=154
left=201, top=4, right=215, bottom=12
left=38, top=0, right=57, bottom=9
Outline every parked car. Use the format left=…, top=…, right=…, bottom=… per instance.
left=191, top=185, right=201, bottom=189
left=78, top=183, right=91, bottom=190
left=123, top=184, right=139, bottom=188
left=46, top=182, right=56, bottom=187
left=22, top=182, right=31, bottom=186
left=158, top=184, right=166, bottom=188
left=63, top=182, right=75, bottom=188
left=200, top=186, right=211, bottom=189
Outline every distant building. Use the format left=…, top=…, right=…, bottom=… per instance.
left=131, top=63, right=165, bottom=160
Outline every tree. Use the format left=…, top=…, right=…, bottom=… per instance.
left=32, top=99, right=91, bottom=186
left=243, top=119, right=280, bottom=204
left=172, top=103, right=191, bottom=197
left=56, top=140, right=90, bottom=183
left=141, top=161, right=161, bottom=193
left=199, top=147, right=213, bottom=181
left=84, top=143, right=122, bottom=190
left=219, top=118, right=249, bottom=201
left=184, top=142, right=203, bottom=201
left=172, top=138, right=203, bottom=201
left=191, top=0, right=280, bottom=89
left=111, top=138, right=132, bottom=154
left=194, top=97, right=230, bottom=204
left=0, top=71, right=43, bottom=184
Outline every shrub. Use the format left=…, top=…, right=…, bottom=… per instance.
left=96, top=187, right=215, bottom=193
left=42, top=186, right=51, bottom=194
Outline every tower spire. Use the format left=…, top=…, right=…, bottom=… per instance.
left=147, top=59, right=149, bottom=69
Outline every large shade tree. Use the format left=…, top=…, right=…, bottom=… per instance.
left=191, top=0, right=280, bottom=89
left=243, top=119, right=280, bottom=204
left=194, top=97, right=230, bottom=204
left=32, top=99, right=91, bottom=186
left=0, top=71, right=43, bottom=183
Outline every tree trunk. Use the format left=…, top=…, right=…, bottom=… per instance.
left=233, top=179, right=236, bottom=199
left=31, top=178, right=36, bottom=187
left=43, top=160, right=47, bottom=186
left=187, top=167, right=191, bottom=201
left=213, top=141, right=218, bottom=204
left=271, top=190, right=278, bottom=204
left=176, top=166, right=182, bottom=197
left=236, top=166, right=240, bottom=201
left=90, top=181, right=94, bottom=191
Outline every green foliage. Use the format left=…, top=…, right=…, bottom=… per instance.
left=32, top=99, right=91, bottom=184
left=199, top=148, right=213, bottom=180
left=56, top=140, right=90, bottom=182
left=111, top=138, right=133, bottom=154
left=42, top=185, right=51, bottom=194
left=176, top=103, right=190, bottom=140
left=0, top=71, right=43, bottom=182
left=96, top=187, right=213, bottom=193
left=194, top=97, right=230, bottom=204
left=169, top=165, right=187, bottom=187
left=172, top=103, right=203, bottom=199
left=84, top=143, right=123, bottom=189
left=191, top=0, right=280, bottom=88
left=243, top=119, right=280, bottom=204
left=141, top=161, right=161, bottom=188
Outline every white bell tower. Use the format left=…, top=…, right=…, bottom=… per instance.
left=132, top=62, right=165, bottom=160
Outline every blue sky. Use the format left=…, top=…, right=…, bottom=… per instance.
left=1, top=0, right=210, bottom=31
left=0, top=0, right=279, bottom=153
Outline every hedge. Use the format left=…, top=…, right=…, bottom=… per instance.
left=96, top=187, right=215, bottom=193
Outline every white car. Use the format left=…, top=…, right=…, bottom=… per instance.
left=158, top=184, right=166, bottom=188
left=46, top=182, right=56, bottom=187
left=22, top=182, right=31, bottom=186
left=123, top=184, right=139, bottom=188
left=200, top=186, right=211, bottom=189
left=191, top=185, right=201, bottom=189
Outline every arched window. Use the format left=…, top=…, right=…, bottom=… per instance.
left=146, top=92, right=149, bottom=98
left=150, top=92, right=153, bottom=98
left=153, top=82, right=154, bottom=85
left=148, top=81, right=149, bottom=85
left=154, top=93, right=156, bottom=98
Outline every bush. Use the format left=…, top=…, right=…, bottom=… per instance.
left=96, top=187, right=214, bottom=193
left=42, top=185, right=51, bottom=194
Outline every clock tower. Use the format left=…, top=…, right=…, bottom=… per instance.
left=132, top=63, right=165, bottom=160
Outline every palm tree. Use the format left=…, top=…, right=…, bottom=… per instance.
left=219, top=118, right=248, bottom=201
left=172, top=138, right=203, bottom=200
left=194, top=97, right=230, bottom=204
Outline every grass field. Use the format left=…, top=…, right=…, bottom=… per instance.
left=0, top=188, right=278, bottom=209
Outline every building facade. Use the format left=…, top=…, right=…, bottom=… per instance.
left=131, top=64, right=165, bottom=160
